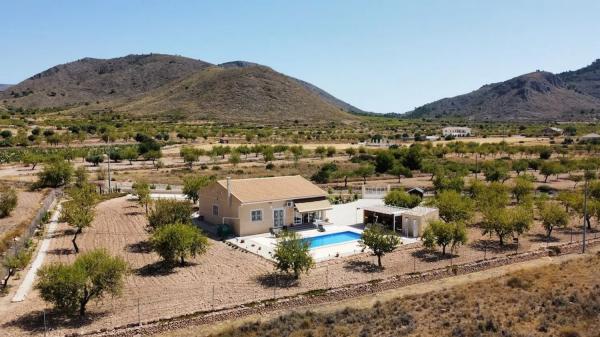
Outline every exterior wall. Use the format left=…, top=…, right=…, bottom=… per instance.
left=442, top=127, right=471, bottom=137
left=401, top=209, right=439, bottom=238
left=198, top=183, right=242, bottom=234
left=237, top=201, right=295, bottom=236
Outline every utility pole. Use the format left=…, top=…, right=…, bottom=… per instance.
left=582, top=178, right=588, bottom=253
left=106, top=143, right=111, bottom=193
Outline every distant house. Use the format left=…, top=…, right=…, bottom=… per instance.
left=425, top=135, right=440, bottom=141
left=442, top=126, right=471, bottom=137
left=198, top=176, right=332, bottom=236
left=542, top=127, right=563, bottom=137
left=362, top=205, right=438, bottom=237
left=407, top=187, right=425, bottom=199
left=580, top=133, right=600, bottom=143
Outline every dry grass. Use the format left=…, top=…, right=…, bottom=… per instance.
left=0, top=189, right=46, bottom=254
left=207, top=254, right=600, bottom=337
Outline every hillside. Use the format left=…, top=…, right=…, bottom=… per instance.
left=0, top=54, right=361, bottom=122
left=0, top=54, right=211, bottom=108
left=198, top=254, right=600, bottom=337
left=111, top=65, right=356, bottom=122
left=407, top=59, right=600, bottom=121
left=0, top=84, right=12, bottom=91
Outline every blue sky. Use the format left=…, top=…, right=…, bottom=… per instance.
left=2, top=0, right=600, bottom=113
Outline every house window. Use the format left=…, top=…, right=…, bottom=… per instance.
left=251, top=210, right=263, bottom=222
left=212, top=205, right=219, bottom=216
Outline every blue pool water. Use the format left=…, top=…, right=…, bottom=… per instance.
left=302, top=231, right=361, bottom=249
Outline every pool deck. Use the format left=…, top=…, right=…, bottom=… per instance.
left=225, top=199, right=418, bottom=262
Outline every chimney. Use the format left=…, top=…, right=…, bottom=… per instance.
left=226, top=177, right=231, bottom=205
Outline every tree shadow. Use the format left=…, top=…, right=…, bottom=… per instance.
left=124, top=211, right=144, bottom=216
left=46, top=248, right=74, bottom=256
left=410, top=249, right=456, bottom=262
left=2, top=308, right=108, bottom=333
left=469, top=239, right=518, bottom=254
left=47, top=228, right=75, bottom=239
left=527, top=233, right=560, bottom=243
left=126, top=240, right=152, bottom=254
left=343, top=260, right=382, bottom=273
left=255, top=272, right=299, bottom=288
left=135, top=261, right=176, bottom=277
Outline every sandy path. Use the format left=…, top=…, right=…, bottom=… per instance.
left=11, top=204, right=61, bottom=303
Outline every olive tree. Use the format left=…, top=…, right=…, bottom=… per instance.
left=35, top=249, right=128, bottom=316
left=35, top=159, right=74, bottom=188
left=150, top=223, right=209, bottom=266
left=61, top=184, right=97, bottom=253
left=430, top=190, right=474, bottom=223
left=182, top=175, right=213, bottom=205
left=273, top=231, right=315, bottom=279
left=539, top=202, right=569, bottom=238
left=2, top=250, right=30, bottom=289
left=384, top=189, right=421, bottom=208
left=132, top=180, right=151, bottom=215
left=422, top=220, right=467, bottom=256
left=148, top=199, right=192, bottom=230
left=359, top=224, right=401, bottom=268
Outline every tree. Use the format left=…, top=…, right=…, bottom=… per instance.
left=326, top=146, right=337, bottom=157
left=355, top=164, right=375, bottom=184
left=422, top=220, right=467, bottom=255
left=22, top=152, right=43, bottom=170
left=289, top=145, right=304, bottom=166
left=389, top=162, right=411, bottom=182
left=150, top=223, right=209, bottom=266
left=61, top=184, right=97, bottom=253
left=228, top=151, right=241, bottom=167
left=512, top=159, right=529, bottom=175
left=262, top=146, right=275, bottom=163
left=374, top=151, right=394, bottom=173
left=359, top=224, right=401, bottom=268
left=132, top=181, right=151, bottom=215
left=148, top=199, right=192, bottom=230
left=0, top=186, right=18, bottom=218
left=121, top=146, right=138, bottom=165
left=180, top=146, right=200, bottom=169
left=384, top=189, right=421, bottom=208
left=36, top=160, right=73, bottom=188
left=512, top=176, right=534, bottom=204
left=344, top=147, right=356, bottom=157
left=2, top=250, right=30, bottom=289
left=540, top=162, right=561, bottom=183
left=273, top=231, right=315, bottom=279
left=482, top=160, right=510, bottom=183
left=430, top=190, right=474, bottom=223
left=539, top=202, right=569, bottom=238
left=314, top=146, right=327, bottom=159
left=144, top=150, right=162, bottom=169
left=182, top=175, right=213, bottom=205
left=36, top=249, right=127, bottom=316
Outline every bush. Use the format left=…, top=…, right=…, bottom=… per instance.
left=384, top=189, right=421, bottom=208
left=0, top=186, right=18, bottom=218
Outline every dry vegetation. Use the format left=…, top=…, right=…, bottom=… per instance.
left=205, top=253, right=600, bottom=337
left=0, top=189, right=46, bottom=253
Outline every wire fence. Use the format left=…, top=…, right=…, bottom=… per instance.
left=0, top=189, right=62, bottom=281
left=27, top=233, right=599, bottom=337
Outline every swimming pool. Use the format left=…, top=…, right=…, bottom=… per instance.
left=302, top=231, right=361, bottom=249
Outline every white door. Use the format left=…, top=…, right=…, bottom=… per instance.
left=273, top=209, right=284, bottom=228
left=412, top=220, right=418, bottom=238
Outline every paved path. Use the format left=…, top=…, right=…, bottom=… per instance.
left=11, top=203, right=62, bottom=303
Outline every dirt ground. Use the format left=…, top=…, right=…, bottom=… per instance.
left=0, top=189, right=45, bottom=237
left=0, top=194, right=597, bottom=336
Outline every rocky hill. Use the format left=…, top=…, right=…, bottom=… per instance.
left=0, top=84, right=12, bottom=91
left=0, top=54, right=361, bottom=122
left=406, top=60, right=600, bottom=121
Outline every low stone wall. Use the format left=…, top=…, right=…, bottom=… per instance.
left=85, top=237, right=600, bottom=337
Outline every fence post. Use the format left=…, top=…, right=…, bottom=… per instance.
left=137, top=297, right=141, bottom=327
left=43, top=308, right=47, bottom=337
left=211, top=284, right=215, bottom=310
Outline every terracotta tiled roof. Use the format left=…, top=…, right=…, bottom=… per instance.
left=216, top=175, right=327, bottom=203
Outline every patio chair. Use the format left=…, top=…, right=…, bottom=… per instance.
left=317, top=223, right=325, bottom=232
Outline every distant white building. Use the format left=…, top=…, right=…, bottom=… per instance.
left=580, top=133, right=600, bottom=143
left=442, top=126, right=472, bottom=137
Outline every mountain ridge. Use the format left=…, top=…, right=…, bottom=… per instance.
left=0, top=54, right=362, bottom=122
left=406, top=59, right=600, bottom=121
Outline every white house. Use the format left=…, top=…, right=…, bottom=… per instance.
left=442, top=126, right=472, bottom=137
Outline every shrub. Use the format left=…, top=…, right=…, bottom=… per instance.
left=0, top=186, right=18, bottom=218
left=35, top=160, right=73, bottom=188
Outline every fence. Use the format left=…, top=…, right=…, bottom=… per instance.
left=0, top=188, right=62, bottom=281
left=26, top=233, right=600, bottom=337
